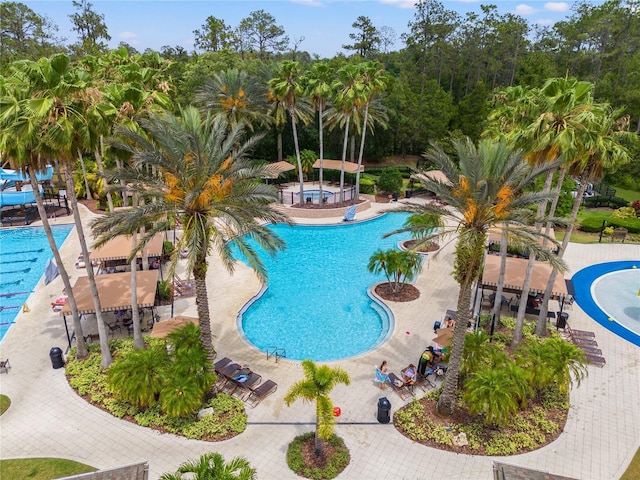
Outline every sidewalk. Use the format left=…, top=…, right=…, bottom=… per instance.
left=0, top=204, right=638, bottom=479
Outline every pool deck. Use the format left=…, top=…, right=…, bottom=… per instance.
left=0, top=201, right=639, bottom=480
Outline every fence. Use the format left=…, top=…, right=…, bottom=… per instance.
left=279, top=186, right=357, bottom=206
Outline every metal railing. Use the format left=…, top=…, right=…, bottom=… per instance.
left=279, top=186, right=356, bottom=206
left=266, top=346, right=286, bottom=363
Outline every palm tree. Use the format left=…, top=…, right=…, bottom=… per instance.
left=160, top=453, right=256, bottom=480
left=0, top=54, right=113, bottom=365
left=304, top=61, right=334, bottom=202
left=537, top=336, right=588, bottom=394
left=385, top=138, right=564, bottom=416
left=269, top=61, right=306, bottom=206
left=92, top=107, right=289, bottom=369
left=195, top=69, right=268, bottom=132
left=367, top=248, right=422, bottom=294
left=333, top=64, right=365, bottom=204
left=354, top=62, right=389, bottom=200
left=284, top=359, right=350, bottom=458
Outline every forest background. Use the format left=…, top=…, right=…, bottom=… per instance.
left=2, top=0, right=639, bottom=189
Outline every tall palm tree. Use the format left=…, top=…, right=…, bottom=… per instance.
left=536, top=104, right=636, bottom=328
left=333, top=64, right=365, bottom=204
left=195, top=69, right=268, bottom=133
left=386, top=138, right=564, bottom=416
left=0, top=54, right=113, bottom=365
left=304, top=61, right=334, bottom=202
left=92, top=107, right=289, bottom=368
left=160, top=453, right=256, bottom=480
left=284, top=359, right=350, bottom=458
left=269, top=61, right=306, bottom=206
left=354, top=61, right=389, bottom=200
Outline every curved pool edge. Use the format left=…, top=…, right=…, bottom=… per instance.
left=571, top=260, right=640, bottom=347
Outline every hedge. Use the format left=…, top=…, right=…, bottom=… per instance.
left=579, top=216, right=640, bottom=234
left=582, top=196, right=628, bottom=209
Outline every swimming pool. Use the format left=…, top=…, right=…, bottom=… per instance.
left=572, top=261, right=640, bottom=347
left=236, top=213, right=412, bottom=361
left=0, top=224, right=73, bottom=342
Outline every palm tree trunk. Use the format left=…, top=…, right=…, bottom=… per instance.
left=65, top=166, right=113, bottom=367
left=315, top=416, right=324, bottom=457
left=28, top=166, right=88, bottom=359
left=355, top=103, right=369, bottom=201
left=277, top=131, right=283, bottom=161
left=115, top=158, right=128, bottom=207
left=339, top=115, right=351, bottom=204
left=193, top=260, right=215, bottom=368
left=77, top=149, right=92, bottom=201
left=130, top=232, right=144, bottom=348
left=536, top=180, right=588, bottom=336
left=290, top=108, right=305, bottom=206
left=349, top=135, right=355, bottom=162
left=95, top=136, right=114, bottom=212
left=491, top=228, right=508, bottom=323
left=318, top=106, right=324, bottom=203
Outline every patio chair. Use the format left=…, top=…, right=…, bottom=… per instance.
left=566, top=323, right=596, bottom=338
left=245, top=379, right=278, bottom=408
left=218, top=362, right=242, bottom=378
left=0, top=358, right=10, bottom=374
left=224, top=370, right=262, bottom=397
left=584, top=353, right=606, bottom=367
left=570, top=336, right=598, bottom=348
left=173, top=274, right=195, bottom=297
left=387, top=372, right=414, bottom=401
left=214, top=357, right=233, bottom=372
left=577, top=345, right=602, bottom=356
left=414, top=371, right=436, bottom=392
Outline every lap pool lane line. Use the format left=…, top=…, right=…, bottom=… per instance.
left=571, top=260, right=640, bottom=347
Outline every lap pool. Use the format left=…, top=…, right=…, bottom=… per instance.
left=0, top=224, right=73, bottom=342
left=571, top=261, right=640, bottom=347
left=236, top=213, right=411, bottom=361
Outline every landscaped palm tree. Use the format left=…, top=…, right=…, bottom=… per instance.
left=160, top=453, right=256, bottom=480
left=92, top=107, right=289, bottom=368
left=367, top=248, right=422, bottom=294
left=268, top=61, right=306, bottom=206
left=385, top=138, right=565, bottom=416
left=304, top=61, right=334, bottom=202
left=284, top=359, right=350, bottom=458
left=354, top=61, right=389, bottom=200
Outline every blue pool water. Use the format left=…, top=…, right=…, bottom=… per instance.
left=236, top=213, right=412, bottom=361
left=296, top=190, right=334, bottom=200
left=0, top=224, right=73, bottom=342
left=572, top=261, right=640, bottom=347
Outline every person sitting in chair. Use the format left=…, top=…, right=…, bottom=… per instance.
left=374, top=360, right=391, bottom=389
left=402, top=363, right=417, bottom=386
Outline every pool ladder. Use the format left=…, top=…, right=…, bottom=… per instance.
left=266, top=347, right=286, bottom=363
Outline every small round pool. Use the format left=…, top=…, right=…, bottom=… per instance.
left=572, top=261, right=640, bottom=347
left=296, top=189, right=334, bottom=200
left=235, top=213, right=412, bottom=361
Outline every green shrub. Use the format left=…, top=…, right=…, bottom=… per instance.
left=580, top=216, right=640, bottom=233
left=359, top=176, right=376, bottom=195
left=377, top=167, right=403, bottom=194
left=162, top=241, right=174, bottom=255
left=583, top=196, right=628, bottom=209
left=612, top=207, right=637, bottom=219
left=286, top=432, right=350, bottom=480
left=156, top=280, right=171, bottom=301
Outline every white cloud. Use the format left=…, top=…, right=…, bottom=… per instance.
left=291, top=0, right=324, bottom=6
left=536, top=18, right=555, bottom=26
left=378, top=0, right=415, bottom=9
left=545, top=2, right=570, bottom=12
left=515, top=4, right=535, bottom=15
left=118, top=31, right=137, bottom=40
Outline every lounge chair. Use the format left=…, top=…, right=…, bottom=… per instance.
left=577, top=345, right=602, bottom=356
left=566, top=323, right=596, bottom=338
left=584, top=353, right=606, bottom=367
left=414, top=371, right=436, bottom=392
left=571, top=336, right=598, bottom=348
left=173, top=274, right=195, bottom=297
left=224, top=370, right=262, bottom=397
left=0, top=358, right=10, bottom=374
left=214, top=357, right=233, bottom=372
left=218, top=362, right=242, bottom=378
left=387, top=372, right=414, bottom=401
left=245, top=379, right=278, bottom=408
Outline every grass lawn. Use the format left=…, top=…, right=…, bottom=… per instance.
left=611, top=185, right=640, bottom=203
left=0, top=458, right=95, bottom=479
left=621, top=448, right=640, bottom=480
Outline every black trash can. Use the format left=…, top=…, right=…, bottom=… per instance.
left=377, top=397, right=391, bottom=424
left=557, top=312, right=569, bottom=330
left=49, top=347, right=64, bottom=369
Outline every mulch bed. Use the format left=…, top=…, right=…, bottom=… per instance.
left=374, top=283, right=420, bottom=302
left=300, top=437, right=338, bottom=470
left=394, top=395, right=568, bottom=455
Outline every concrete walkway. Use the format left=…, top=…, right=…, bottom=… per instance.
left=0, top=202, right=639, bottom=480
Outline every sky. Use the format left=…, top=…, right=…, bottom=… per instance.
left=21, top=0, right=590, bottom=58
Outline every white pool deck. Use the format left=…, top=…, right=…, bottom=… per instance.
left=0, top=201, right=639, bottom=480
